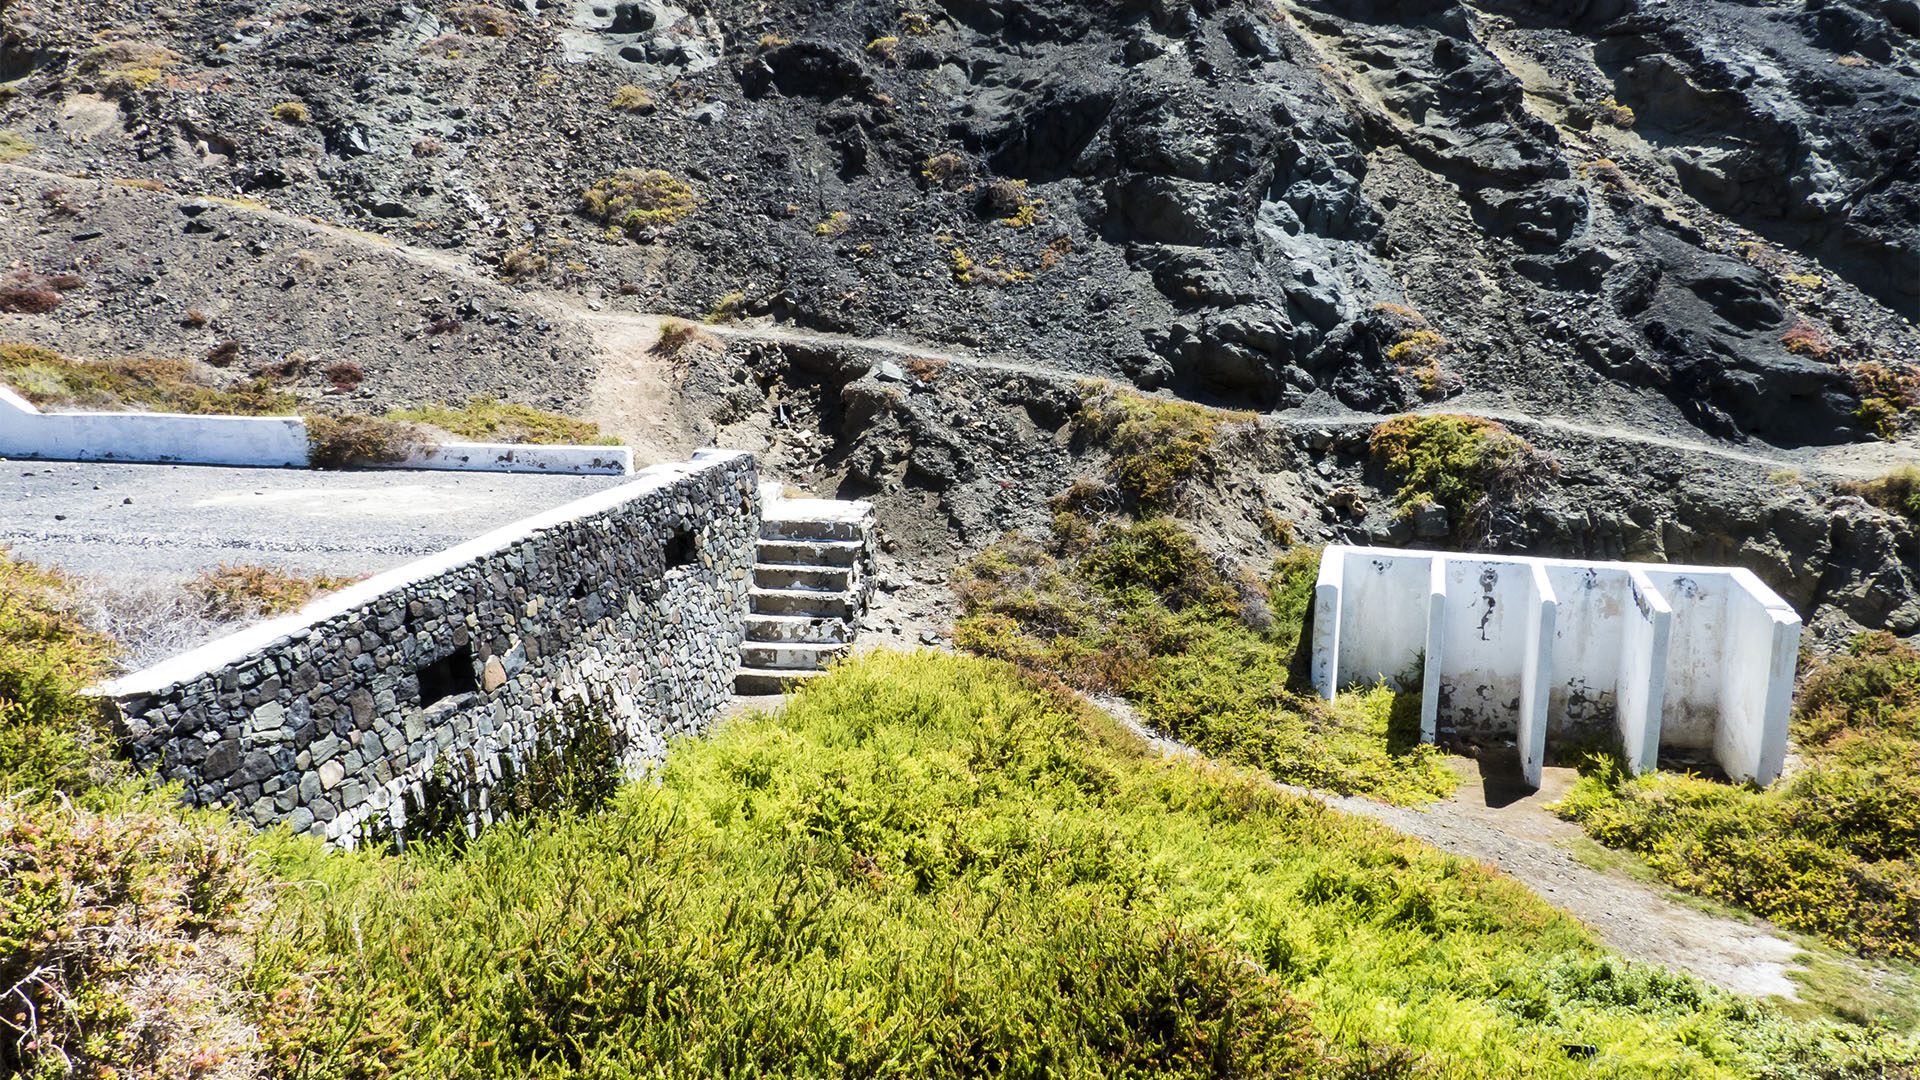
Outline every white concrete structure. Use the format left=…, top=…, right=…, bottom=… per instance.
left=1, top=384, right=308, bottom=467
left=1311, top=545, right=1800, bottom=788
left=0, top=386, right=631, bottom=474
left=376, top=442, right=633, bottom=475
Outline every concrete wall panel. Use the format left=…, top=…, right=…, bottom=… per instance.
left=1715, top=571, right=1801, bottom=784
left=1638, top=569, right=1729, bottom=750
left=1334, top=550, right=1431, bottom=692
left=1314, top=546, right=1800, bottom=789
left=1518, top=562, right=1558, bottom=787
left=1542, top=564, right=1630, bottom=741
left=1436, top=558, right=1535, bottom=739
left=1615, top=571, right=1672, bottom=774
left=2, top=385, right=308, bottom=467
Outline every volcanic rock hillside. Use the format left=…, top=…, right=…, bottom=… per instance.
left=1, top=0, right=1917, bottom=635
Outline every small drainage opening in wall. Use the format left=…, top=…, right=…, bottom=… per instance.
left=417, top=645, right=478, bottom=707
left=664, top=526, right=698, bottom=570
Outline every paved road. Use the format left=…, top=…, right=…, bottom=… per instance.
left=0, top=460, right=630, bottom=584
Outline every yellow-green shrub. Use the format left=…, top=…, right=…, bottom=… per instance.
left=384, top=396, right=619, bottom=445
left=1558, top=632, right=1920, bottom=959
left=581, top=169, right=698, bottom=233
left=1368, top=414, right=1547, bottom=537
left=1073, top=383, right=1251, bottom=512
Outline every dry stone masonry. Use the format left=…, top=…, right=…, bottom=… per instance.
left=1312, top=545, right=1801, bottom=789
left=97, top=450, right=764, bottom=847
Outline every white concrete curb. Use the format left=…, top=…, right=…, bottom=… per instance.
left=0, top=386, right=632, bottom=475
left=1, top=385, right=308, bottom=467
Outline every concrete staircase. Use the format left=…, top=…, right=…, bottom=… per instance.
left=734, top=487, right=875, bottom=694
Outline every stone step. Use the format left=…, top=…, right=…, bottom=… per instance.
left=744, top=614, right=852, bottom=644
left=753, top=563, right=852, bottom=592
left=750, top=588, right=854, bottom=619
left=761, top=515, right=866, bottom=543
left=741, top=641, right=849, bottom=671
left=757, top=538, right=864, bottom=567
left=734, top=666, right=825, bottom=695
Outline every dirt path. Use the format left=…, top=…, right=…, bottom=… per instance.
left=1091, top=695, right=1808, bottom=1000
left=1276, top=405, right=1918, bottom=481
left=12, top=160, right=1909, bottom=481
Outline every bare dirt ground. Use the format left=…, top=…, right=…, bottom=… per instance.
left=1328, top=760, right=1805, bottom=999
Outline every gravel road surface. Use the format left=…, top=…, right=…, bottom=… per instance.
left=1, top=460, right=630, bottom=584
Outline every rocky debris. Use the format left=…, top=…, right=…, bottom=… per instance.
left=0, top=0, right=1913, bottom=648
left=3, top=0, right=1912, bottom=449
left=0, top=172, right=605, bottom=416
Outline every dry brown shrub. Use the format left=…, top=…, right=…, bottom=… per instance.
left=305, top=414, right=428, bottom=468
left=0, top=796, right=269, bottom=1080
left=324, top=361, right=365, bottom=391
left=920, top=153, right=970, bottom=190
left=0, top=286, right=60, bottom=313
left=445, top=3, right=515, bottom=35
left=188, top=563, right=362, bottom=619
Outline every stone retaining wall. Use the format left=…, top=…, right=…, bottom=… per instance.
left=97, top=450, right=758, bottom=847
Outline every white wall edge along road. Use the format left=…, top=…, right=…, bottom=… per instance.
left=1311, top=544, right=1800, bottom=788
left=0, top=386, right=632, bottom=475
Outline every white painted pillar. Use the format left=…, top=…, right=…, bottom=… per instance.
left=1715, top=570, right=1802, bottom=785
left=1311, top=548, right=1345, bottom=700
left=1755, top=608, right=1800, bottom=785
left=1419, top=556, right=1447, bottom=743
left=1615, top=569, right=1672, bottom=774
left=1518, top=561, right=1558, bottom=788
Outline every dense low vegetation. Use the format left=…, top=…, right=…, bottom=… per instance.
left=384, top=395, right=620, bottom=445
left=252, top=652, right=1916, bottom=1078
left=1557, top=632, right=1920, bottom=960
left=1, top=548, right=269, bottom=1078
left=1367, top=415, right=1550, bottom=541
left=0, top=549, right=119, bottom=800
left=954, top=511, right=1455, bottom=805
left=4, top=540, right=1918, bottom=1075
left=1072, top=382, right=1252, bottom=512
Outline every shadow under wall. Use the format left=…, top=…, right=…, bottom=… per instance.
left=1473, top=745, right=1534, bottom=809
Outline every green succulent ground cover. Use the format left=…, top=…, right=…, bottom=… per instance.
left=249, top=651, right=1916, bottom=1078
left=6, top=540, right=1917, bottom=1077
left=954, top=514, right=1454, bottom=805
